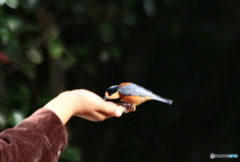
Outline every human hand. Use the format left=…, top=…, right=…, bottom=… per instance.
left=44, top=89, right=125, bottom=124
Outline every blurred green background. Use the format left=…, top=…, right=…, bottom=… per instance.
left=0, top=0, right=240, bottom=161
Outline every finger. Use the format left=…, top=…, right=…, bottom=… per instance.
left=100, top=101, right=125, bottom=117
left=78, top=111, right=106, bottom=122
left=104, top=102, right=125, bottom=117
left=93, top=111, right=107, bottom=121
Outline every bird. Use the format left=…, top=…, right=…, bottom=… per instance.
left=103, top=82, right=173, bottom=112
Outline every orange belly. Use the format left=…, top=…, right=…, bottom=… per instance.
left=120, top=95, right=152, bottom=106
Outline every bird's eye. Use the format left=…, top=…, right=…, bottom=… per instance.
left=108, top=89, right=115, bottom=95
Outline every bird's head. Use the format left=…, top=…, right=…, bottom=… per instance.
left=104, top=85, right=120, bottom=100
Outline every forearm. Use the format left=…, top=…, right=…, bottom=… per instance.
left=44, top=90, right=82, bottom=125
left=44, top=96, right=74, bottom=125
left=45, top=106, right=73, bottom=125
left=0, top=89, right=124, bottom=162
left=44, top=89, right=125, bottom=124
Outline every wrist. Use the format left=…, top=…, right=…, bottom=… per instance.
left=44, top=92, right=77, bottom=125
left=70, top=89, right=87, bottom=116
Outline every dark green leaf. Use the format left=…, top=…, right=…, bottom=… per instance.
left=98, top=22, right=114, bottom=43
left=6, top=0, right=19, bottom=9
left=48, top=33, right=64, bottom=59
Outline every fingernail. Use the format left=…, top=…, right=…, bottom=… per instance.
left=115, top=109, right=122, bottom=117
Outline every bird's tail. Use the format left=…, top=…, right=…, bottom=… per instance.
left=152, top=94, right=173, bottom=105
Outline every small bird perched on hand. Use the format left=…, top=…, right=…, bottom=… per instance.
left=104, top=82, right=173, bottom=113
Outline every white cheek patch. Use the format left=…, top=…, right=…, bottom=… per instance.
left=105, top=92, right=109, bottom=98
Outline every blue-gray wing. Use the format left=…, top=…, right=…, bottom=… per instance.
left=117, top=83, right=173, bottom=105
left=117, top=83, right=154, bottom=97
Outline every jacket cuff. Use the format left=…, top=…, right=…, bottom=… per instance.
left=21, top=108, right=67, bottom=158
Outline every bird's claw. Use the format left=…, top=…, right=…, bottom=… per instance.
left=121, top=103, right=136, bottom=113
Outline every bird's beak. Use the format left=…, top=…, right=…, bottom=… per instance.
left=103, top=96, right=107, bottom=101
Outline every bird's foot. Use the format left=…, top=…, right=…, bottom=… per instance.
left=121, top=103, right=136, bottom=113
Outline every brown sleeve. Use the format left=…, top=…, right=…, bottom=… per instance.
left=0, top=108, right=67, bottom=162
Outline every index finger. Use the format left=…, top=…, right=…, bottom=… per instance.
left=100, top=101, right=125, bottom=117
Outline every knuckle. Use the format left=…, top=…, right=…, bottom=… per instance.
left=59, top=90, right=71, bottom=96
